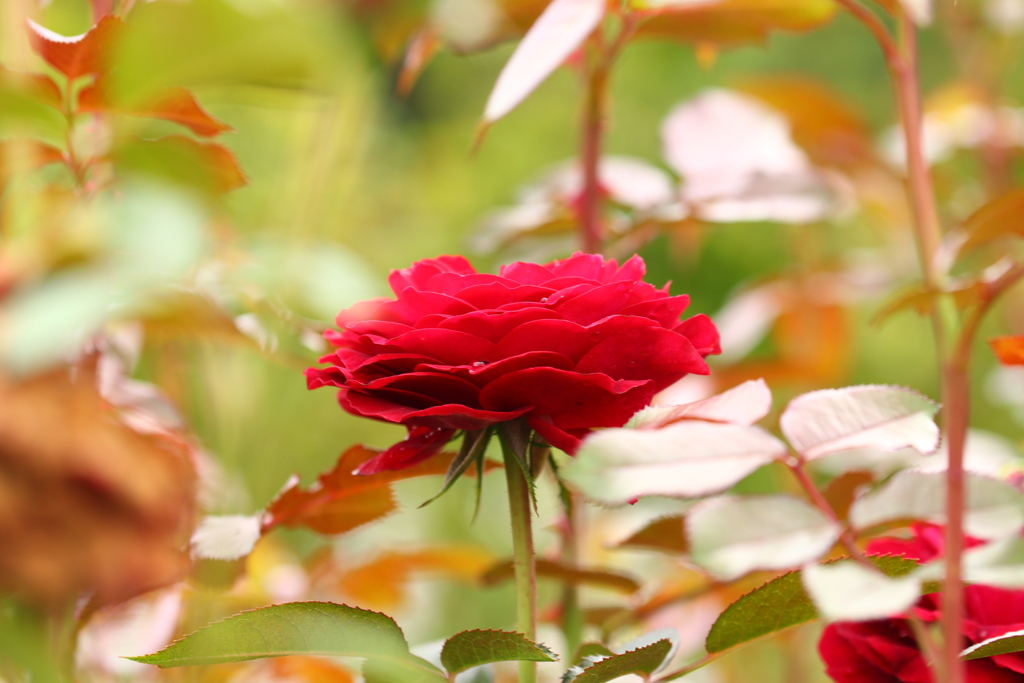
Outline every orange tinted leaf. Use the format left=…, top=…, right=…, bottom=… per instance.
left=263, top=445, right=471, bottom=535
left=80, top=82, right=233, bottom=137
left=26, top=16, right=123, bottom=80
left=614, top=515, right=688, bottom=554
left=336, top=547, right=493, bottom=611
left=991, top=336, right=1024, bottom=366
left=737, top=77, right=876, bottom=170
left=960, top=187, right=1024, bottom=253
left=269, top=657, right=357, bottom=683
left=397, top=29, right=442, bottom=96
left=635, top=0, right=838, bottom=46
left=822, top=470, right=875, bottom=522
left=481, top=558, right=641, bottom=594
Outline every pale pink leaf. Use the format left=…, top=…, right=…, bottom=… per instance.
left=661, top=89, right=834, bottom=223
left=628, top=379, right=772, bottom=429
left=780, top=385, right=939, bottom=460
left=848, top=470, right=1024, bottom=540
left=482, top=0, right=605, bottom=123
left=563, top=422, right=787, bottom=505
left=803, top=561, right=921, bottom=621
left=688, top=494, right=838, bottom=581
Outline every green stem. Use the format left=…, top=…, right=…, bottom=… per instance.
left=502, top=437, right=538, bottom=683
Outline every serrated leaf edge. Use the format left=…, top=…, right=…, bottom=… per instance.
left=127, top=601, right=409, bottom=666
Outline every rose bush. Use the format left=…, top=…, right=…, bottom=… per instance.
left=307, top=252, right=719, bottom=474
left=819, top=523, right=1024, bottom=682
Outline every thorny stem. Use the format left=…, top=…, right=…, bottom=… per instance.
left=787, top=456, right=944, bottom=670
left=558, top=487, right=585, bottom=655
left=577, top=15, right=637, bottom=255
left=891, top=15, right=964, bottom=683
left=502, top=438, right=538, bottom=683
left=841, top=3, right=963, bottom=680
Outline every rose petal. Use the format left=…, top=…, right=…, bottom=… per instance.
left=491, top=319, right=595, bottom=361
left=620, top=294, right=692, bottom=328
left=574, top=326, right=709, bottom=388
left=529, top=415, right=586, bottom=454
left=347, top=320, right=412, bottom=339
left=438, top=307, right=561, bottom=342
left=380, top=289, right=476, bottom=323
left=498, top=261, right=557, bottom=285
left=355, top=372, right=482, bottom=407
left=404, top=403, right=532, bottom=431
left=479, top=367, right=654, bottom=429
left=417, top=350, right=575, bottom=386
left=354, top=426, right=456, bottom=475
left=453, top=282, right=553, bottom=309
left=676, top=313, right=721, bottom=355
left=384, top=328, right=494, bottom=365
left=545, top=252, right=619, bottom=281
left=554, top=281, right=661, bottom=325
left=388, top=255, right=476, bottom=295
left=615, top=254, right=646, bottom=282
left=305, top=366, right=346, bottom=389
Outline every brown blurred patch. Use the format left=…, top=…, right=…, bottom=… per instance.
left=0, top=365, right=196, bottom=608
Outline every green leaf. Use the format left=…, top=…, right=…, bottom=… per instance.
left=129, top=602, right=420, bottom=669
left=562, top=640, right=673, bottom=683
left=419, top=428, right=492, bottom=508
left=705, top=555, right=918, bottom=654
left=962, top=629, right=1024, bottom=661
left=363, top=655, right=449, bottom=683
left=440, top=630, right=557, bottom=675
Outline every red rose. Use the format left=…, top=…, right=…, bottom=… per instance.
left=819, top=524, right=1024, bottom=682
left=306, top=252, right=719, bottom=474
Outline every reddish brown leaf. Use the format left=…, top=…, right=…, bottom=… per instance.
left=397, top=29, right=441, bottom=96
left=959, top=187, right=1024, bottom=253
left=0, top=366, right=196, bottom=608
left=481, top=558, right=641, bottom=594
left=79, top=82, right=233, bottom=137
left=332, top=547, right=493, bottom=611
left=614, top=515, right=688, bottom=554
left=822, top=470, right=875, bottom=522
left=26, top=15, right=123, bottom=80
left=635, top=0, right=838, bottom=46
left=991, top=336, right=1024, bottom=366
left=263, top=445, right=474, bottom=536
